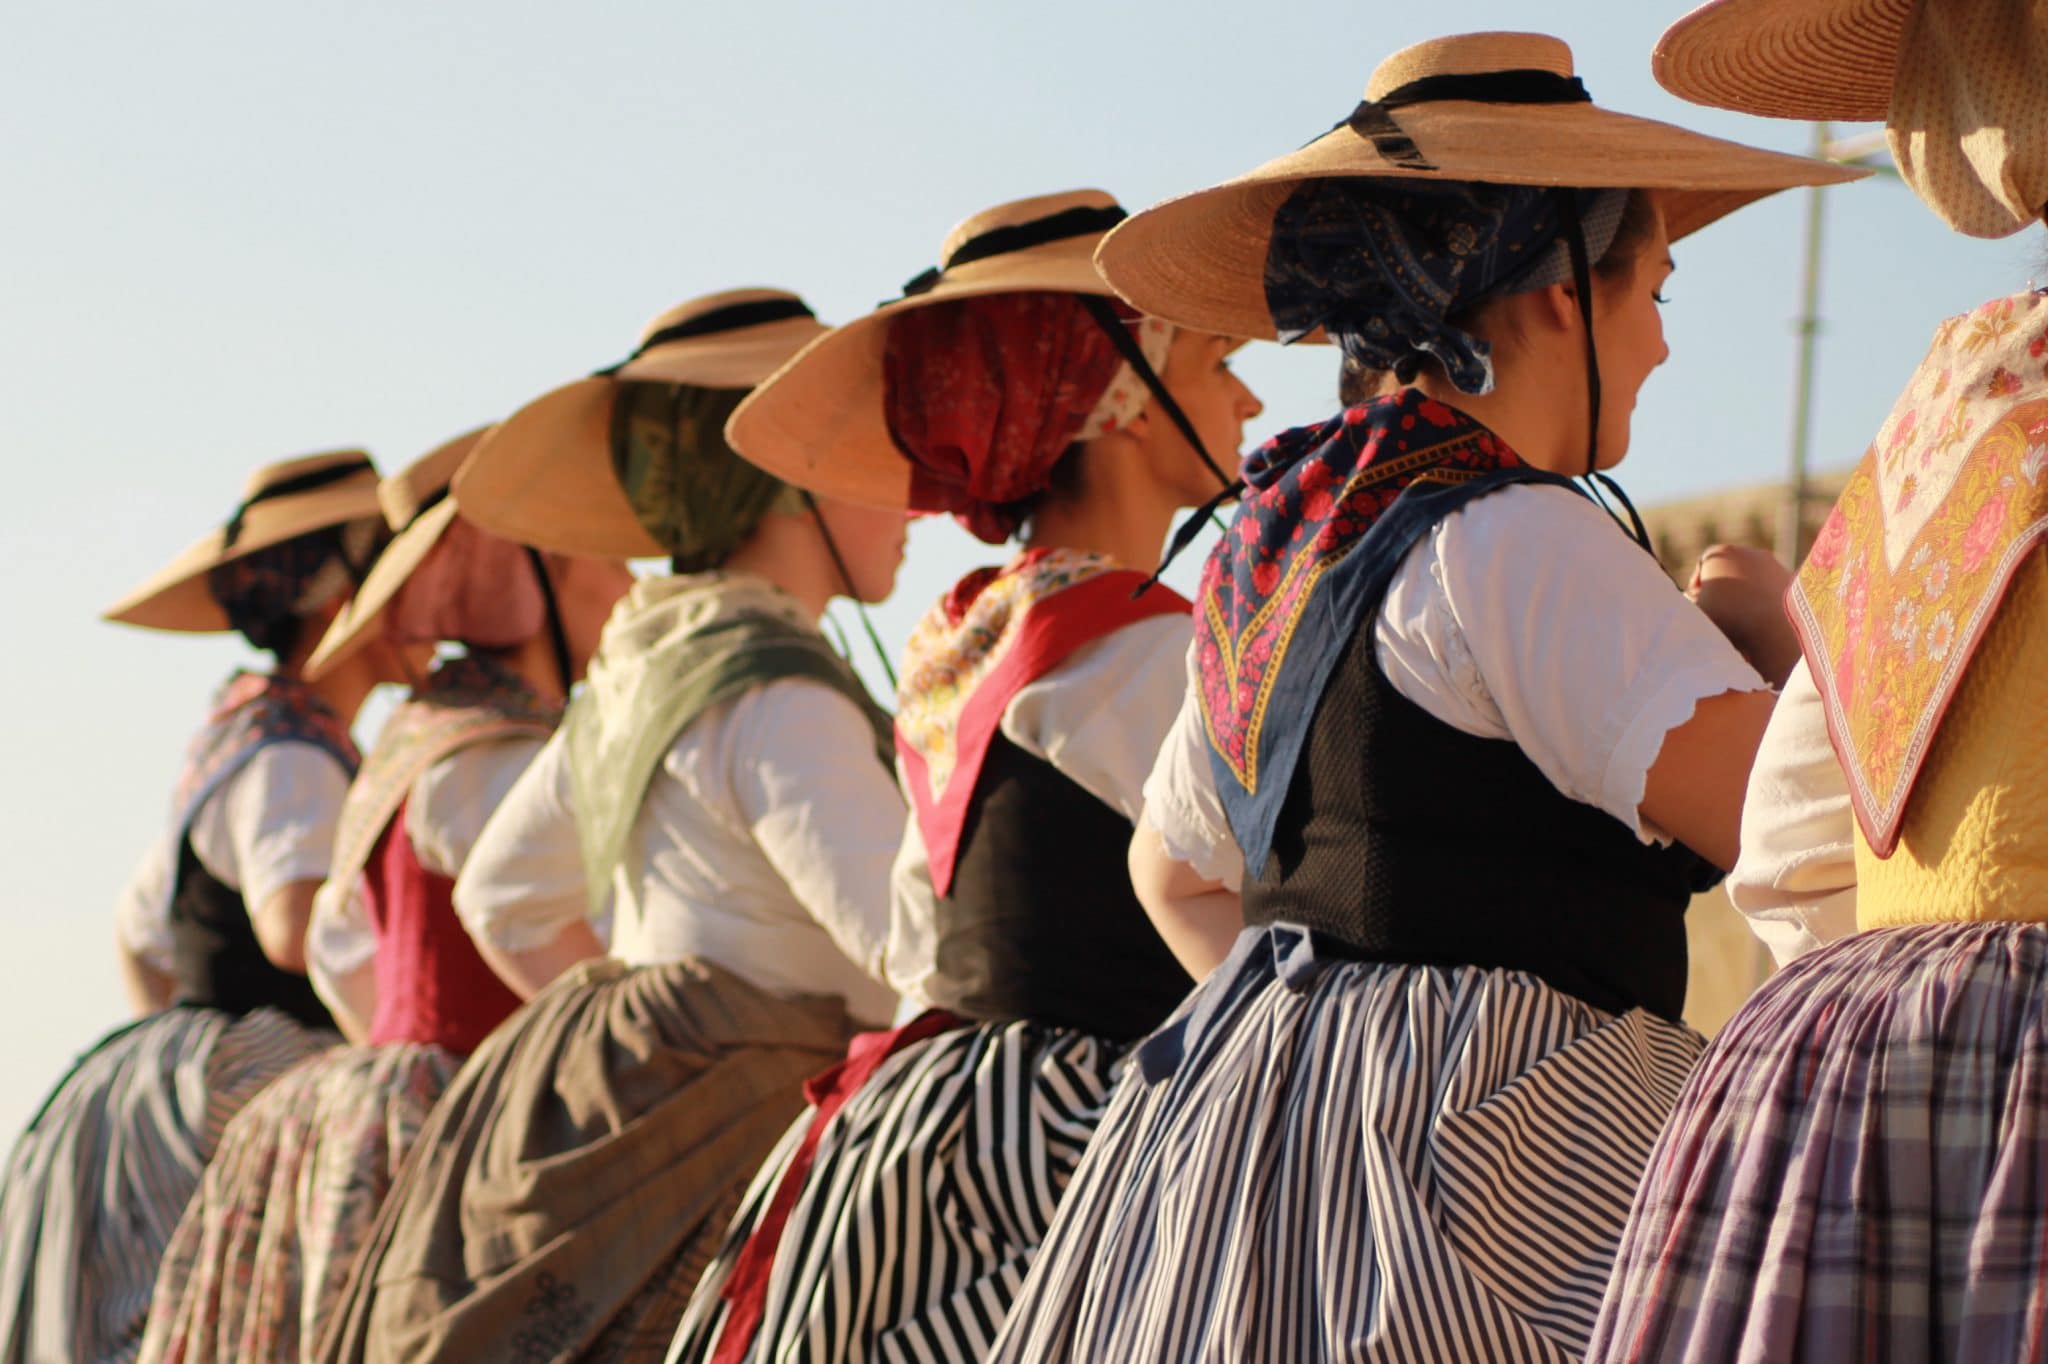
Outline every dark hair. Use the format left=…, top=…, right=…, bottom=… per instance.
left=1341, top=187, right=1660, bottom=400
left=991, top=440, right=1089, bottom=539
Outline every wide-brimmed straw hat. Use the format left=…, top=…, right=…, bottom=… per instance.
left=1093, top=32, right=1865, bottom=342
left=727, top=189, right=1129, bottom=508
left=454, top=289, right=829, bottom=557
left=1657, top=0, right=2048, bottom=238
left=104, top=449, right=383, bottom=633
left=304, top=426, right=489, bottom=679
left=1653, top=0, right=1910, bottom=121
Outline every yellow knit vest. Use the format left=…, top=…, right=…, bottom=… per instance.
left=1855, top=554, right=2048, bottom=927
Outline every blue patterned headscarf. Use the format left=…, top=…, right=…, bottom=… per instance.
left=1263, top=178, right=1628, bottom=395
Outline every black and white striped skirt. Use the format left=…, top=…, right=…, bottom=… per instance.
left=671, top=1019, right=1122, bottom=1363
left=0, top=1006, right=329, bottom=1364
left=988, top=924, right=1705, bottom=1364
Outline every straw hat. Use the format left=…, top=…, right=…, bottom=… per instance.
left=1658, top=0, right=2048, bottom=238
left=727, top=189, right=1129, bottom=508
left=1092, top=32, right=1866, bottom=342
left=454, top=289, right=829, bottom=557
left=104, top=449, right=383, bottom=633
left=304, top=426, right=489, bottom=679
left=1652, top=0, right=1911, bottom=121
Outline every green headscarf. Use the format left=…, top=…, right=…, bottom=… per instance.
left=609, top=381, right=803, bottom=571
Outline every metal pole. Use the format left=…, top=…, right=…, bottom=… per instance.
left=1779, top=121, right=1832, bottom=567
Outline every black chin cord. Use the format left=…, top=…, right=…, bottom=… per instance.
left=1074, top=295, right=1244, bottom=592
left=801, top=492, right=898, bottom=693
left=523, top=547, right=575, bottom=697
left=1560, top=197, right=1652, bottom=553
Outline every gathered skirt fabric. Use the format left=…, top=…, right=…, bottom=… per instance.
left=0, top=1006, right=330, bottom=1364
left=1591, top=922, right=2048, bottom=1364
left=315, top=957, right=855, bottom=1364
left=137, top=1041, right=461, bottom=1364
left=670, top=1020, right=1122, bottom=1363
left=987, top=924, right=1705, bottom=1364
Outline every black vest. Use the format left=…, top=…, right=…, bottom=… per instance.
left=1243, top=494, right=1722, bottom=1024
left=169, top=836, right=333, bottom=1028
left=923, top=734, right=1190, bottom=1042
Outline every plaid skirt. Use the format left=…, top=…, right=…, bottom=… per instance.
left=989, top=924, right=1705, bottom=1364
left=315, top=958, right=855, bottom=1364
left=670, top=1020, right=1122, bottom=1362
left=138, top=1042, right=461, bottom=1364
left=0, top=1006, right=330, bottom=1364
left=1591, top=922, right=2048, bottom=1363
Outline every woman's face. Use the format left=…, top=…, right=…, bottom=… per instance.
left=1142, top=330, right=1266, bottom=501
left=1588, top=203, right=1675, bottom=470
left=813, top=495, right=908, bottom=604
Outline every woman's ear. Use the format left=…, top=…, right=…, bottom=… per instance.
left=1533, top=282, right=1580, bottom=333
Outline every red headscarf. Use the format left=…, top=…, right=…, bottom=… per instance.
left=882, top=292, right=1129, bottom=544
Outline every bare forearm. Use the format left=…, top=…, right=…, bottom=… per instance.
left=475, top=919, right=605, bottom=1000
left=1129, top=822, right=1243, bottom=981
left=313, top=958, right=378, bottom=1044
left=117, top=946, right=174, bottom=1016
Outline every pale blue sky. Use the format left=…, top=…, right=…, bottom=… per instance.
left=0, top=1, right=2028, bottom=1136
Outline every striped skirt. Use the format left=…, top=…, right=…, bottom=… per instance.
left=670, top=1020, right=1122, bottom=1362
left=138, top=1041, right=461, bottom=1364
left=0, top=1006, right=330, bottom=1364
left=316, top=957, right=855, bottom=1364
left=1591, top=922, right=2048, bottom=1364
left=988, top=924, right=1705, bottom=1364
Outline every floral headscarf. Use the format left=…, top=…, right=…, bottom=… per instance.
left=207, top=520, right=383, bottom=653
left=385, top=518, right=548, bottom=650
left=883, top=292, right=1173, bottom=544
left=1263, top=178, right=1627, bottom=395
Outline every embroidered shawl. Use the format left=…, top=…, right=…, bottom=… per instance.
left=160, top=670, right=360, bottom=919
left=896, top=547, right=1189, bottom=895
left=563, top=571, right=892, bottom=910
left=1791, top=291, right=2048, bottom=855
left=325, top=654, right=563, bottom=899
left=1197, top=389, right=1537, bottom=874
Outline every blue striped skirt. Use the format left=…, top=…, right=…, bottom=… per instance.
left=1591, top=922, right=2048, bottom=1364
left=0, top=1006, right=330, bottom=1364
left=988, top=924, right=1705, bottom=1364
left=670, top=1020, right=1122, bottom=1363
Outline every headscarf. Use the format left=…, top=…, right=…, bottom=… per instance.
left=207, top=519, right=383, bottom=653
left=609, top=380, right=801, bottom=572
left=882, top=292, right=1173, bottom=544
left=385, top=517, right=548, bottom=650
left=1889, top=0, right=2048, bottom=239
left=1263, top=178, right=1627, bottom=395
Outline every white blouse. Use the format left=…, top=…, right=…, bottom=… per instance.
left=304, top=734, right=546, bottom=998
left=885, top=614, right=1192, bottom=1012
left=115, top=743, right=354, bottom=972
left=1142, top=483, right=1769, bottom=886
left=455, top=677, right=903, bottom=1026
left=1725, top=657, right=1859, bottom=964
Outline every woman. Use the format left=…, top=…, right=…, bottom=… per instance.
left=136, top=429, right=633, bottom=1363
left=316, top=290, right=910, bottom=1364
left=669, top=189, right=1264, bottom=1364
left=0, top=450, right=397, bottom=1364
left=985, top=33, right=1855, bottom=1363
left=1594, top=3, right=2048, bottom=1359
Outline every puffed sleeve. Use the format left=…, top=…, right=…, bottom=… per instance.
left=453, top=731, right=594, bottom=953
left=723, top=678, right=905, bottom=984
left=1137, top=641, right=1245, bottom=892
left=204, top=743, right=353, bottom=910
left=1727, top=658, right=1859, bottom=963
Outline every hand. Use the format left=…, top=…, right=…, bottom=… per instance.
left=1686, top=544, right=1800, bottom=687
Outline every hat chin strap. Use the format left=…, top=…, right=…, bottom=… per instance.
left=799, top=492, right=898, bottom=693
left=523, top=547, right=576, bottom=697
left=1073, top=295, right=1242, bottom=593
left=1560, top=196, right=1653, bottom=552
